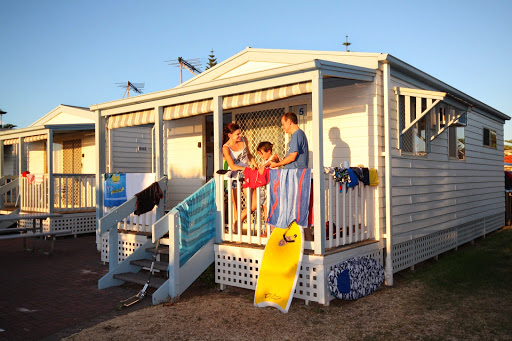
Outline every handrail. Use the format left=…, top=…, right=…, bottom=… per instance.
left=0, top=178, right=19, bottom=195
left=98, top=176, right=167, bottom=236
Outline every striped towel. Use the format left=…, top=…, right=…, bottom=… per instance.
left=267, top=169, right=311, bottom=229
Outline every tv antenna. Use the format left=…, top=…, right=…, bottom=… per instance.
left=342, top=35, right=351, bottom=52
left=115, top=81, right=145, bottom=98
left=165, top=57, right=202, bottom=84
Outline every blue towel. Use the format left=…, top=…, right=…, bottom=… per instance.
left=267, top=169, right=311, bottom=229
left=175, top=179, right=217, bottom=266
left=104, top=173, right=127, bottom=207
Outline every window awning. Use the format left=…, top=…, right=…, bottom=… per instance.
left=107, top=109, right=155, bottom=129
left=106, top=82, right=312, bottom=128
left=161, top=81, right=311, bottom=120
left=2, top=134, right=48, bottom=145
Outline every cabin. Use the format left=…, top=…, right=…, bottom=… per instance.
left=0, top=105, right=97, bottom=235
left=94, top=48, right=509, bottom=305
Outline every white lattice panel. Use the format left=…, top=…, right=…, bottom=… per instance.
left=18, top=212, right=96, bottom=235
left=215, top=240, right=383, bottom=305
left=101, top=232, right=149, bottom=263
left=392, top=213, right=504, bottom=273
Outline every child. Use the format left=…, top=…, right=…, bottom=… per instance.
left=256, top=141, right=281, bottom=236
left=256, top=141, right=281, bottom=173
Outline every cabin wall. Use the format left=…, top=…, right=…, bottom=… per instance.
left=165, top=116, right=204, bottom=209
left=108, top=126, right=153, bottom=173
left=82, top=134, right=95, bottom=174
left=27, top=141, right=46, bottom=174
left=3, top=145, right=18, bottom=176
left=389, top=76, right=505, bottom=245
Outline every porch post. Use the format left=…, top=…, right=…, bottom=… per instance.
left=18, top=137, right=25, bottom=209
left=0, top=140, right=4, bottom=177
left=383, top=61, right=394, bottom=286
left=213, top=95, right=223, bottom=244
left=95, top=110, right=107, bottom=251
left=312, top=71, right=325, bottom=255
left=154, top=106, right=165, bottom=219
left=47, top=130, right=54, bottom=214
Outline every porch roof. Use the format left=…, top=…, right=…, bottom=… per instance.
left=91, top=58, right=376, bottom=118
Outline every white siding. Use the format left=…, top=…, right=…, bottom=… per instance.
left=165, top=116, right=204, bottom=209
left=390, top=83, right=505, bottom=243
left=27, top=141, right=46, bottom=173
left=109, top=126, right=153, bottom=173
left=3, top=145, right=18, bottom=176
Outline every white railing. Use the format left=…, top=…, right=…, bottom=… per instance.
left=53, top=174, right=96, bottom=212
left=21, top=175, right=48, bottom=212
left=324, top=172, right=376, bottom=249
left=0, top=176, right=19, bottom=208
left=218, top=170, right=376, bottom=251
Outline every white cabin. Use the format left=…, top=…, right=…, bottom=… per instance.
left=94, top=48, right=509, bottom=305
left=0, top=105, right=97, bottom=234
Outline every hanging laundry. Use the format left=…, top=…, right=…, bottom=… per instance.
left=267, top=168, right=311, bottom=229
left=134, top=182, right=164, bottom=216
left=361, top=168, right=370, bottom=186
left=34, top=174, right=44, bottom=183
left=27, top=174, right=35, bottom=184
left=243, top=168, right=270, bottom=189
left=104, top=173, right=127, bottom=207
left=369, top=169, right=379, bottom=186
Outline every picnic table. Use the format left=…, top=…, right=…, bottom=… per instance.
left=0, top=213, right=69, bottom=255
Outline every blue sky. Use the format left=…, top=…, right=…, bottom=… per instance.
left=1, top=0, right=511, bottom=139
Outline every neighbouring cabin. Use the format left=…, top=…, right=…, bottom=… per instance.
left=93, top=48, right=509, bottom=305
left=0, top=105, right=97, bottom=235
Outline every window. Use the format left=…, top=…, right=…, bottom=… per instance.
left=399, top=96, right=428, bottom=155
left=483, top=128, right=497, bottom=149
left=448, top=126, right=465, bottom=160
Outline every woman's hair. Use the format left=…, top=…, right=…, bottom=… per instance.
left=223, top=123, right=240, bottom=144
left=257, top=141, right=273, bottom=152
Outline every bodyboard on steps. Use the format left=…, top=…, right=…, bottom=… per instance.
left=254, top=221, right=303, bottom=313
left=327, top=256, right=384, bottom=300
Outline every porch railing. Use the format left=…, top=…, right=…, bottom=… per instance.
left=20, top=174, right=96, bottom=212
left=53, top=174, right=96, bottom=212
left=0, top=176, right=19, bottom=208
left=217, top=169, right=377, bottom=251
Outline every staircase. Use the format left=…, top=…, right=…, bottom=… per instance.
left=98, top=178, right=217, bottom=305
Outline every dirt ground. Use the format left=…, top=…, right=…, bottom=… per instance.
left=64, top=270, right=512, bottom=341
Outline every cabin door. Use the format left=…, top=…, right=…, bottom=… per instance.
left=62, top=139, right=82, bottom=206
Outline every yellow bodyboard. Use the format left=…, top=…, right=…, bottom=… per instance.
left=254, top=221, right=304, bottom=313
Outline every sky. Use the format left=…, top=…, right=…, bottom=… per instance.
left=1, top=0, right=511, bottom=139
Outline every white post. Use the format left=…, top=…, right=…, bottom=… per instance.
left=383, top=61, right=394, bottom=286
left=168, top=210, right=180, bottom=301
left=154, top=106, right=165, bottom=220
left=213, top=96, right=223, bottom=243
left=312, top=71, right=325, bottom=255
left=18, top=137, right=25, bottom=209
left=47, top=130, right=54, bottom=214
left=95, top=110, right=107, bottom=252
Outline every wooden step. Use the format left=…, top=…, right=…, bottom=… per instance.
left=130, top=259, right=168, bottom=271
left=113, top=272, right=167, bottom=288
left=146, top=245, right=169, bottom=254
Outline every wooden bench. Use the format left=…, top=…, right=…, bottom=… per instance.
left=0, top=229, right=72, bottom=255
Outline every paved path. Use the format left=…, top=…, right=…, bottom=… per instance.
left=0, top=234, right=151, bottom=341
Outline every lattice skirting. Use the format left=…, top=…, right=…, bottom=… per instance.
left=215, top=241, right=383, bottom=305
left=392, top=213, right=504, bottom=273
left=101, top=232, right=149, bottom=264
left=18, top=212, right=96, bottom=235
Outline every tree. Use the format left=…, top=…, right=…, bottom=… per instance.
left=205, top=49, right=217, bottom=70
left=505, top=139, right=512, bottom=150
left=2, top=123, right=16, bottom=129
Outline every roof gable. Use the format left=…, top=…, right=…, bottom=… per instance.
left=29, top=105, right=93, bottom=127
left=178, top=48, right=382, bottom=87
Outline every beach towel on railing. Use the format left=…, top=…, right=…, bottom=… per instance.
left=104, top=173, right=127, bottom=207
left=267, top=169, right=311, bottom=229
left=175, top=178, right=217, bottom=265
